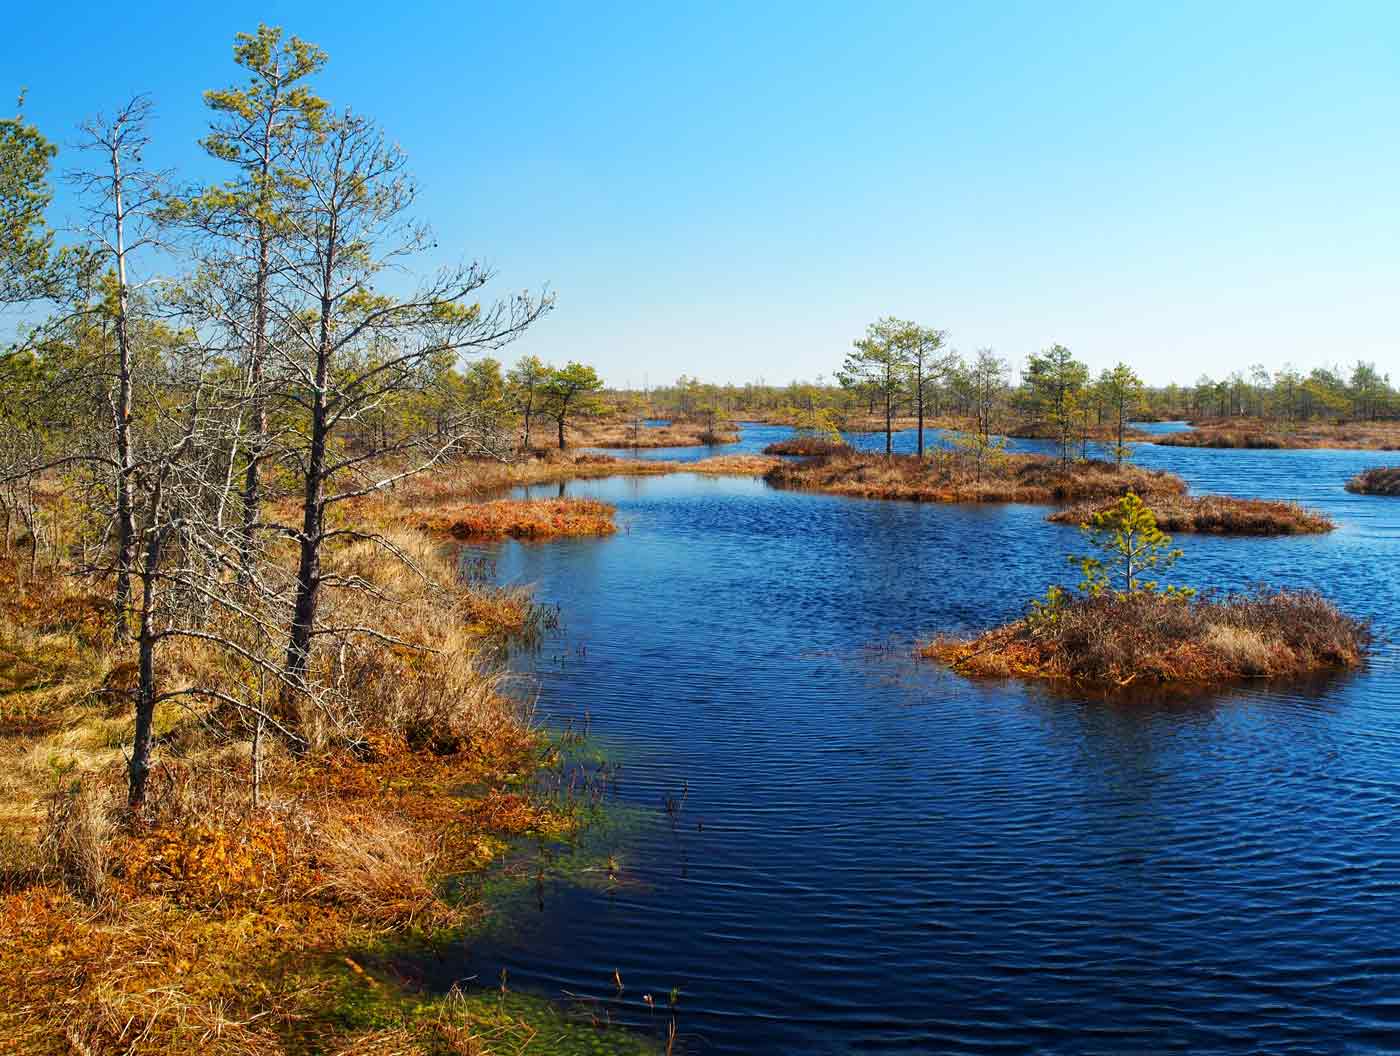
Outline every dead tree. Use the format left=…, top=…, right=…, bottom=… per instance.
left=259, top=109, right=551, bottom=728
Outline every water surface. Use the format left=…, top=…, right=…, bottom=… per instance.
left=448, top=427, right=1400, bottom=1054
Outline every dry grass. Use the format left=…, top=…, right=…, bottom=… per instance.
left=762, top=436, right=850, bottom=456
left=1346, top=466, right=1400, bottom=496
left=923, top=587, right=1370, bottom=689
left=0, top=502, right=611, bottom=1053
left=1047, top=494, right=1335, bottom=535
left=1157, top=417, right=1400, bottom=450
left=764, top=451, right=1187, bottom=504
left=421, top=498, right=617, bottom=540
left=573, top=418, right=739, bottom=448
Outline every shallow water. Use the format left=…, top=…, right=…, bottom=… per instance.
left=446, top=427, right=1400, bottom=1054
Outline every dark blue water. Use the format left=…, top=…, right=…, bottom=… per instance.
left=453, top=426, right=1400, bottom=1054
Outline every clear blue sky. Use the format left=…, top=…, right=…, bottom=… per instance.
left=4, top=1, right=1397, bottom=387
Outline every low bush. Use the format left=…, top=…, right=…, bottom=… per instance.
left=923, top=587, right=1370, bottom=689
left=762, top=436, right=850, bottom=456
left=1346, top=466, right=1400, bottom=496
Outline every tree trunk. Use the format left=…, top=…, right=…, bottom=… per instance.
left=111, top=141, right=136, bottom=644
left=283, top=294, right=332, bottom=725
left=128, top=526, right=163, bottom=810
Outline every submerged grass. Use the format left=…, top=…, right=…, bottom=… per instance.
left=1346, top=466, right=1400, bottom=496
left=764, top=451, right=1187, bottom=504
left=923, top=588, right=1370, bottom=690
left=1047, top=494, right=1335, bottom=535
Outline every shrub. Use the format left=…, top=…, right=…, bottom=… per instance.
left=762, top=436, right=850, bottom=456
left=923, top=587, right=1370, bottom=689
left=1346, top=467, right=1400, bottom=496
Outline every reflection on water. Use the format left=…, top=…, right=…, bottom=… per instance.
left=443, top=427, right=1400, bottom=1054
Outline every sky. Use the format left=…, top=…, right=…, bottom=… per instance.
left=3, top=1, right=1398, bottom=388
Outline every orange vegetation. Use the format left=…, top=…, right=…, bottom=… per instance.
left=0, top=518, right=601, bottom=1053
left=1047, top=494, right=1334, bottom=535
left=764, top=451, right=1186, bottom=504
left=422, top=498, right=617, bottom=540
left=1346, top=466, right=1400, bottom=495
left=922, top=588, right=1369, bottom=690
left=1156, top=417, right=1400, bottom=450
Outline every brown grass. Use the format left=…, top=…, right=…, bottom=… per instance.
left=0, top=498, right=601, bottom=1052
left=922, top=587, right=1370, bottom=690
left=1047, top=494, right=1335, bottom=535
left=1346, top=466, right=1400, bottom=496
left=1157, top=417, right=1400, bottom=450
left=421, top=498, right=617, bottom=540
left=764, top=451, right=1187, bottom=504
left=573, top=418, right=739, bottom=448
left=762, top=436, right=850, bottom=456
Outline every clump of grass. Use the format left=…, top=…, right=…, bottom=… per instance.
left=1048, top=494, right=1334, bottom=535
left=1157, top=418, right=1400, bottom=450
left=923, top=587, right=1370, bottom=689
left=764, top=451, right=1186, bottom=504
left=422, top=499, right=617, bottom=540
left=762, top=436, right=850, bottom=456
left=576, top=418, right=738, bottom=448
left=1346, top=466, right=1400, bottom=495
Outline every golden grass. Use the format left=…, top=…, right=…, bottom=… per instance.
left=572, top=418, right=739, bottom=448
left=922, top=588, right=1369, bottom=690
left=1157, top=417, right=1400, bottom=450
left=0, top=502, right=616, bottom=1053
left=1346, top=466, right=1400, bottom=496
left=421, top=498, right=617, bottom=540
left=1047, top=494, right=1335, bottom=535
left=764, top=451, right=1187, bottom=504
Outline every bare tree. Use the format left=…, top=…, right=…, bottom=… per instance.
left=67, top=96, right=170, bottom=642
left=260, top=109, right=551, bottom=725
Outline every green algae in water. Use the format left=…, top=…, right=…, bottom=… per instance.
left=323, top=970, right=660, bottom=1054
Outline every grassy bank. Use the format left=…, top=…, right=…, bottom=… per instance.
left=423, top=498, right=618, bottom=540
left=1156, top=417, right=1400, bottom=450
left=923, top=588, right=1370, bottom=690
left=1346, top=466, right=1400, bottom=495
left=1047, top=495, right=1334, bottom=535
left=763, top=451, right=1186, bottom=504
left=0, top=483, right=657, bottom=1053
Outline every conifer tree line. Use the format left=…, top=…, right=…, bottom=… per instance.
left=0, top=26, right=598, bottom=807
left=638, top=324, right=1396, bottom=441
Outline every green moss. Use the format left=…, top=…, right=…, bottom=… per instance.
left=314, top=967, right=660, bottom=1054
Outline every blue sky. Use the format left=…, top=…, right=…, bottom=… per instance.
left=4, top=1, right=1397, bottom=387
